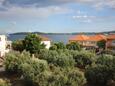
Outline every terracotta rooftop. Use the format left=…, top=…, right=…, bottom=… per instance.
left=69, top=34, right=107, bottom=41
left=107, top=34, right=115, bottom=40
left=38, top=35, right=50, bottom=41
left=88, top=34, right=107, bottom=41
left=69, top=35, right=89, bottom=41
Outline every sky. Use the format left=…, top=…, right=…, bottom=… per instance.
left=0, top=0, right=115, bottom=33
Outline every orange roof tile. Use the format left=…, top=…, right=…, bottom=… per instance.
left=107, top=34, right=115, bottom=40
left=88, top=34, right=107, bottom=41
left=69, top=34, right=107, bottom=42
left=69, top=35, right=89, bottom=41
left=38, top=35, right=50, bottom=41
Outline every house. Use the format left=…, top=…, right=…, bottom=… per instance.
left=39, top=35, right=51, bottom=49
left=69, top=34, right=107, bottom=48
left=0, top=35, right=11, bottom=57
left=87, top=34, right=107, bottom=48
left=69, top=34, right=89, bottom=47
left=106, top=34, right=115, bottom=50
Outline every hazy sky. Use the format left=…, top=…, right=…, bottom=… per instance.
left=0, top=0, right=115, bottom=33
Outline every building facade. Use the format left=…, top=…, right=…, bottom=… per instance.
left=106, top=34, right=115, bottom=50
left=39, top=35, right=51, bottom=49
left=69, top=34, right=107, bottom=48
left=0, top=35, right=11, bottom=57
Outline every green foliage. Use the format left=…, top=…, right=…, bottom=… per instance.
left=66, top=69, right=86, bottom=86
left=47, top=67, right=86, bottom=86
left=66, top=42, right=81, bottom=51
left=23, top=34, right=46, bottom=54
left=4, top=50, right=86, bottom=86
left=0, top=79, right=11, bottom=86
left=85, top=55, right=115, bottom=85
left=102, top=49, right=115, bottom=56
left=96, top=54, right=115, bottom=66
left=72, top=51, right=95, bottom=68
left=49, top=45, right=57, bottom=50
left=50, top=42, right=66, bottom=50
left=21, top=58, right=48, bottom=85
left=39, top=49, right=75, bottom=68
left=97, top=40, right=106, bottom=49
left=12, top=40, right=24, bottom=52
left=4, top=51, right=31, bottom=74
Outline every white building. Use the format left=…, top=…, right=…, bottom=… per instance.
left=0, top=35, right=11, bottom=57
left=40, top=35, right=51, bottom=49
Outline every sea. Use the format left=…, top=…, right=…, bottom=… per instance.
left=7, top=34, right=75, bottom=44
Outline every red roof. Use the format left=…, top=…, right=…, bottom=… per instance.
left=107, top=34, right=115, bottom=40
left=69, top=34, right=107, bottom=42
left=38, top=35, right=50, bottom=41
left=69, top=35, right=89, bottom=41
left=88, top=34, right=107, bottom=41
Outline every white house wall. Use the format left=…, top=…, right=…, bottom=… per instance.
left=41, top=41, right=51, bottom=49
left=0, top=35, right=6, bottom=57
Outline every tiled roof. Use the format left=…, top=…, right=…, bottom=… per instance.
left=38, top=35, right=50, bottom=41
left=88, top=34, right=107, bottom=41
left=69, top=35, right=89, bottom=41
left=107, top=34, right=115, bottom=40
left=69, top=34, right=107, bottom=41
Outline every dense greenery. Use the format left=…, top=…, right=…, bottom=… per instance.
left=50, top=42, right=66, bottom=50
left=71, top=50, right=96, bottom=68
left=85, top=54, right=115, bottom=85
left=38, top=49, right=75, bottom=68
left=12, top=40, right=24, bottom=52
left=4, top=50, right=86, bottom=86
left=4, top=51, right=31, bottom=74
left=12, top=34, right=46, bottom=54
left=23, top=34, right=46, bottom=54
left=5, top=34, right=115, bottom=86
left=66, top=42, right=81, bottom=51
left=97, top=40, right=106, bottom=49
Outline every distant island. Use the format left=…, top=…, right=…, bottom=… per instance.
left=9, top=30, right=115, bottom=35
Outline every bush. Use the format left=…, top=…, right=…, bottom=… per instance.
left=12, top=40, right=24, bottom=52
left=21, top=58, right=49, bottom=86
left=4, top=51, right=31, bottom=74
left=50, top=42, right=66, bottom=50
left=85, top=55, right=115, bottom=85
left=0, top=79, right=11, bottom=86
left=72, top=51, right=95, bottom=68
left=85, top=64, right=115, bottom=85
left=39, top=49, right=75, bottom=68
left=97, top=40, right=106, bottom=49
left=66, top=42, right=81, bottom=51
left=96, top=54, right=115, bottom=66
left=102, top=50, right=115, bottom=56
left=66, top=69, right=86, bottom=86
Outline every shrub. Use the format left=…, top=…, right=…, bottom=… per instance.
left=4, top=51, right=31, bottom=74
left=39, top=49, right=75, bottom=68
left=85, top=64, right=115, bottom=85
left=96, top=54, right=115, bottom=66
left=102, top=50, right=115, bottom=56
left=0, top=79, right=11, bottom=86
left=97, top=40, right=106, bottom=49
left=72, top=51, right=95, bottom=68
left=85, top=55, right=115, bottom=85
left=50, top=42, right=66, bottom=50
left=66, top=69, right=86, bottom=86
left=12, top=40, right=24, bottom=52
left=21, top=58, right=49, bottom=86
left=66, top=42, right=81, bottom=51
left=48, top=67, right=86, bottom=86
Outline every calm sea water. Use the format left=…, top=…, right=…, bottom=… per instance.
left=8, top=34, right=75, bottom=44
